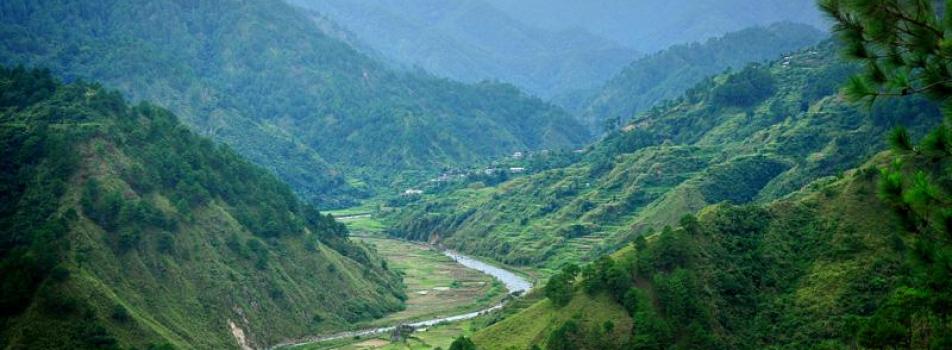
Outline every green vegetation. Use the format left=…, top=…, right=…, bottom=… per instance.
left=449, top=336, right=477, bottom=350
left=0, top=0, right=589, bottom=208
left=298, top=320, right=480, bottom=350
left=387, top=40, right=943, bottom=272
left=0, top=67, right=405, bottom=349
left=472, top=160, right=940, bottom=348
left=470, top=2, right=952, bottom=349
left=472, top=291, right=632, bottom=350
left=354, top=238, right=505, bottom=326
left=575, top=23, right=826, bottom=130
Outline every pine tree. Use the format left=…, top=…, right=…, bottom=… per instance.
left=823, top=1, right=952, bottom=346
left=820, top=0, right=952, bottom=106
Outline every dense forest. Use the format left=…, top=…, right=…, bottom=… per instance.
left=0, top=67, right=405, bottom=349
left=0, top=0, right=589, bottom=208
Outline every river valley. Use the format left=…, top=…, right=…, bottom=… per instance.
left=273, top=237, right=533, bottom=349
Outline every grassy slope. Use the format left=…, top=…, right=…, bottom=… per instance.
left=474, top=292, right=632, bottom=350
left=0, top=70, right=404, bottom=349
left=387, top=41, right=942, bottom=272
left=474, top=154, right=914, bottom=348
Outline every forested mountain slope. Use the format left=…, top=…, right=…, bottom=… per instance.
left=474, top=156, right=951, bottom=348
left=0, top=68, right=405, bottom=349
left=287, top=0, right=639, bottom=100
left=0, top=0, right=589, bottom=208
left=574, top=23, right=826, bottom=130
left=386, top=41, right=942, bottom=271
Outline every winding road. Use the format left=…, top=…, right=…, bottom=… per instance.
left=268, top=249, right=532, bottom=349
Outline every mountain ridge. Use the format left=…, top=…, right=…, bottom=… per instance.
left=0, top=67, right=405, bottom=349
left=0, top=0, right=590, bottom=208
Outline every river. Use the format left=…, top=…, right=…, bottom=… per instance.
left=268, top=249, right=532, bottom=349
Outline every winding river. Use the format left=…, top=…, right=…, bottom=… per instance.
left=268, top=249, right=532, bottom=349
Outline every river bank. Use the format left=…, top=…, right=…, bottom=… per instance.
left=269, top=238, right=532, bottom=349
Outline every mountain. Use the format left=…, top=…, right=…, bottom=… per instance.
left=0, top=0, right=589, bottom=208
left=572, top=23, right=827, bottom=131
left=473, top=155, right=951, bottom=348
left=286, top=0, right=639, bottom=100
left=384, top=41, right=942, bottom=271
left=482, top=0, right=826, bottom=53
left=0, top=68, right=405, bottom=349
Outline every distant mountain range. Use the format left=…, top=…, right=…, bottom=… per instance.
left=287, top=0, right=640, bottom=100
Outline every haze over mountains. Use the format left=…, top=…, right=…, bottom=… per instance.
left=287, top=0, right=639, bottom=100
left=292, top=0, right=827, bottom=104
left=483, top=0, right=827, bottom=52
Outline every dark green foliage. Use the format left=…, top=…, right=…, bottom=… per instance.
left=449, top=336, right=477, bottom=350
left=820, top=0, right=952, bottom=104
left=0, top=66, right=76, bottom=318
left=697, top=155, right=790, bottom=204
left=888, top=126, right=914, bottom=152
left=581, top=256, right=631, bottom=301
left=678, top=215, right=700, bottom=235
left=821, top=3, right=952, bottom=346
left=711, top=65, right=778, bottom=107
left=545, top=320, right=581, bottom=350
left=545, top=265, right=578, bottom=308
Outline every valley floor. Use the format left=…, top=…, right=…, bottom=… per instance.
left=356, top=238, right=506, bottom=326
left=289, top=230, right=531, bottom=350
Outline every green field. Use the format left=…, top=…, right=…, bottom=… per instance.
left=296, top=237, right=508, bottom=349
left=299, top=320, right=478, bottom=350
left=356, top=238, right=506, bottom=326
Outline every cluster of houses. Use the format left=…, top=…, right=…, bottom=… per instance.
left=400, top=151, right=539, bottom=196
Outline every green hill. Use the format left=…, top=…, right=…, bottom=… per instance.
left=473, top=153, right=951, bottom=348
left=570, top=23, right=826, bottom=129
left=385, top=41, right=942, bottom=272
left=0, top=0, right=589, bottom=207
left=0, top=67, right=405, bottom=349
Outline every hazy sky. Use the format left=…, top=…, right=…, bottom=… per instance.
left=482, top=0, right=826, bottom=52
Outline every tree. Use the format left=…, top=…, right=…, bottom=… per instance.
left=822, top=1, right=952, bottom=346
left=449, top=336, right=476, bottom=350
left=679, top=214, right=701, bottom=235
left=545, top=272, right=575, bottom=307
left=545, top=320, right=580, bottom=350
left=820, top=0, right=952, bottom=106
